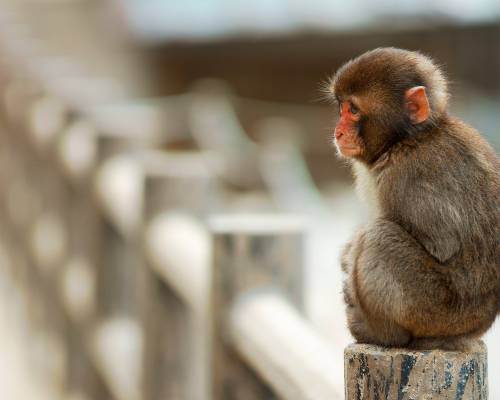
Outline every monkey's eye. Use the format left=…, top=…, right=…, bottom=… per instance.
left=349, top=103, right=359, bottom=115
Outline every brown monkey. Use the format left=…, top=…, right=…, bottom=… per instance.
left=328, top=47, right=499, bottom=350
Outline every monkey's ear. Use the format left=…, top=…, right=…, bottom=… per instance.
left=405, top=86, right=430, bottom=124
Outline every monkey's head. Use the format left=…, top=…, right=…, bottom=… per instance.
left=329, top=47, right=449, bottom=163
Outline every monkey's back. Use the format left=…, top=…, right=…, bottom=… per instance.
left=377, top=117, right=499, bottom=322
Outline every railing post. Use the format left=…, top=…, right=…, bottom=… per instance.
left=140, top=150, right=218, bottom=400
left=209, top=214, right=305, bottom=399
left=344, top=342, right=488, bottom=399
left=91, top=132, right=161, bottom=321
left=56, top=117, right=115, bottom=400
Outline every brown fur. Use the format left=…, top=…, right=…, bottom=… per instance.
left=331, top=48, right=500, bottom=350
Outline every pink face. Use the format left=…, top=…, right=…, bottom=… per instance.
left=334, top=100, right=364, bottom=158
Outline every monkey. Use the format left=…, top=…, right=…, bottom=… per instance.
left=327, top=47, right=499, bottom=350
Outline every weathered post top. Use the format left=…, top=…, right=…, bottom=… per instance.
left=344, top=342, right=488, bottom=400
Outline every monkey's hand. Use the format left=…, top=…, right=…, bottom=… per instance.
left=340, top=231, right=365, bottom=274
left=340, top=242, right=353, bottom=273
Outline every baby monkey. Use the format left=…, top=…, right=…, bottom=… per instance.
left=329, top=47, right=499, bottom=350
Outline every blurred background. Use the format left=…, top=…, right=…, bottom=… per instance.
left=0, top=0, right=498, bottom=399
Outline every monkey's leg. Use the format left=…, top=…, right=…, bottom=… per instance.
left=343, top=279, right=412, bottom=346
left=343, top=232, right=412, bottom=347
left=352, top=218, right=486, bottom=350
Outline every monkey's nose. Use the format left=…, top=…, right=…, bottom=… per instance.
left=335, top=129, right=344, bottom=139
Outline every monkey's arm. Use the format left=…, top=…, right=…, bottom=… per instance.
left=382, top=167, right=463, bottom=264
left=401, top=192, right=461, bottom=263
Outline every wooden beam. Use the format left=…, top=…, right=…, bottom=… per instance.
left=230, top=291, right=343, bottom=400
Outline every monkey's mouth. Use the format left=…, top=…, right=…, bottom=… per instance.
left=336, top=142, right=362, bottom=157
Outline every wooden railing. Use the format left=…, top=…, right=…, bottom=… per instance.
left=0, top=41, right=345, bottom=400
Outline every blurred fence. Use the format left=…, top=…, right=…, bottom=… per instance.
left=0, top=16, right=349, bottom=399
left=0, top=5, right=492, bottom=400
